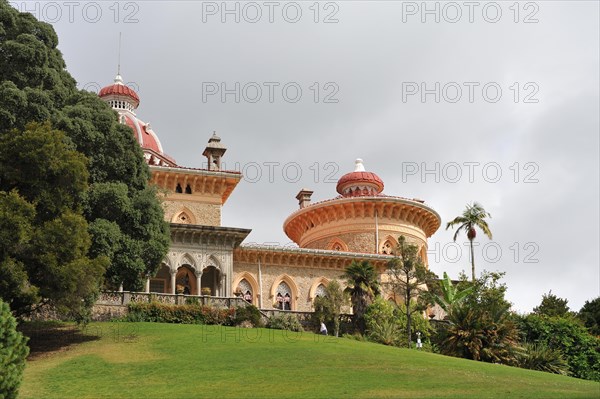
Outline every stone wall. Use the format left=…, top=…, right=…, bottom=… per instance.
left=162, top=199, right=221, bottom=226
left=304, top=229, right=426, bottom=253
left=233, top=262, right=350, bottom=312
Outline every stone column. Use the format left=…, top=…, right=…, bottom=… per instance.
left=145, top=277, right=150, bottom=293
left=195, top=272, right=202, bottom=296
left=170, top=269, right=177, bottom=294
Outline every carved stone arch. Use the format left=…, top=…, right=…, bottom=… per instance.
left=232, top=272, right=260, bottom=306
left=206, top=254, right=222, bottom=272
left=178, top=252, right=197, bottom=270
left=380, top=235, right=398, bottom=255
left=172, top=207, right=196, bottom=225
left=164, top=253, right=178, bottom=273
left=308, top=277, right=330, bottom=301
left=270, top=274, right=299, bottom=311
left=327, top=237, right=348, bottom=252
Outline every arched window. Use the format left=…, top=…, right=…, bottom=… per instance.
left=328, top=238, right=347, bottom=252
left=238, top=279, right=253, bottom=304
left=176, top=212, right=191, bottom=224
left=381, top=240, right=395, bottom=255
left=185, top=184, right=192, bottom=194
left=315, top=284, right=327, bottom=298
left=175, top=183, right=183, bottom=193
left=276, top=281, right=292, bottom=311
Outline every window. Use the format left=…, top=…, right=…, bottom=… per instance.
left=149, top=279, right=166, bottom=293
left=238, top=279, right=253, bottom=304
left=276, top=281, right=292, bottom=310
left=176, top=212, right=191, bottom=224
left=175, top=183, right=183, bottom=193
left=315, top=284, right=327, bottom=298
left=381, top=240, right=394, bottom=255
left=185, top=184, right=192, bottom=194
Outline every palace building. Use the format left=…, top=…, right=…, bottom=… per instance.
left=98, top=75, right=441, bottom=312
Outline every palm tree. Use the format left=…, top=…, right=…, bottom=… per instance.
left=446, top=202, right=492, bottom=281
left=342, top=260, right=380, bottom=332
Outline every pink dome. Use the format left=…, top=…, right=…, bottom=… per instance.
left=336, top=159, right=384, bottom=196
left=98, top=75, right=140, bottom=107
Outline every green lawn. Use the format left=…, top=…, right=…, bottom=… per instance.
left=20, top=322, right=600, bottom=399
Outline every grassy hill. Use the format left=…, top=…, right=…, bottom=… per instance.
left=20, top=322, right=599, bottom=398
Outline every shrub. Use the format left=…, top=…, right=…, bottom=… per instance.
left=0, top=299, right=30, bottom=399
left=234, top=305, right=263, bottom=327
left=365, top=298, right=401, bottom=346
left=364, top=298, right=431, bottom=347
left=126, top=303, right=235, bottom=326
left=518, top=342, right=568, bottom=375
left=267, top=313, right=303, bottom=332
left=516, top=314, right=600, bottom=381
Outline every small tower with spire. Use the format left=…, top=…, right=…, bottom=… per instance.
left=203, top=132, right=227, bottom=171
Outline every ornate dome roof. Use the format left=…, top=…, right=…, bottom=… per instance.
left=336, top=159, right=384, bottom=197
left=98, top=74, right=176, bottom=167
left=99, top=75, right=140, bottom=108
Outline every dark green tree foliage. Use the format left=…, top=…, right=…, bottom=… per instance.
left=342, top=260, right=380, bottom=333
left=0, top=1, right=169, bottom=293
left=386, top=235, right=437, bottom=347
left=533, top=291, right=570, bottom=318
left=0, top=299, right=29, bottom=399
left=578, top=297, right=600, bottom=336
left=312, top=280, right=348, bottom=337
left=0, top=123, right=107, bottom=318
left=516, top=313, right=600, bottom=381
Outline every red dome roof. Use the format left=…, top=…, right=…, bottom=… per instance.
left=99, top=75, right=140, bottom=105
left=336, top=159, right=384, bottom=196
left=124, top=115, right=161, bottom=153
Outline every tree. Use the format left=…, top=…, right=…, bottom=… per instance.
left=431, top=272, right=474, bottom=314
left=516, top=313, right=600, bottom=381
left=446, top=202, right=492, bottom=281
left=0, top=123, right=108, bottom=319
left=435, top=272, right=520, bottom=365
left=578, top=297, right=600, bottom=336
left=533, top=291, right=570, bottom=318
left=313, top=280, right=348, bottom=337
left=342, top=260, right=380, bottom=332
left=0, top=1, right=169, bottom=294
left=386, top=235, right=436, bottom=347
left=0, top=299, right=29, bottom=399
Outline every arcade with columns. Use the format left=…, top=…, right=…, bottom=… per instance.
left=99, top=74, right=441, bottom=312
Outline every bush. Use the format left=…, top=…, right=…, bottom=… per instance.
left=0, top=299, right=29, bottom=399
left=126, top=303, right=235, bottom=326
left=267, top=313, right=303, bottom=332
left=234, top=305, right=263, bottom=327
left=364, top=298, right=431, bottom=347
left=365, top=298, right=401, bottom=346
left=518, top=342, right=569, bottom=375
left=516, top=314, right=600, bottom=381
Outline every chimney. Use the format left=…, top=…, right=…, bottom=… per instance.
left=296, top=189, right=313, bottom=209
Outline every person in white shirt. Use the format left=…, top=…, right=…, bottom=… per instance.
left=320, top=322, right=328, bottom=335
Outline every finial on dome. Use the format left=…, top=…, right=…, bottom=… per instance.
left=209, top=131, right=221, bottom=142
left=354, top=158, right=366, bottom=172
left=114, top=74, right=124, bottom=85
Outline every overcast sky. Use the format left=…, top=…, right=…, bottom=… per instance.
left=14, top=1, right=599, bottom=313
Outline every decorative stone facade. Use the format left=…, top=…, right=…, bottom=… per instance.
left=98, top=77, right=441, bottom=314
left=162, top=199, right=221, bottom=226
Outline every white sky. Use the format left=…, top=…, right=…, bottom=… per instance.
left=12, top=0, right=599, bottom=313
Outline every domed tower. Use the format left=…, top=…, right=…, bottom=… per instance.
left=283, top=159, right=440, bottom=263
left=99, top=75, right=176, bottom=167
